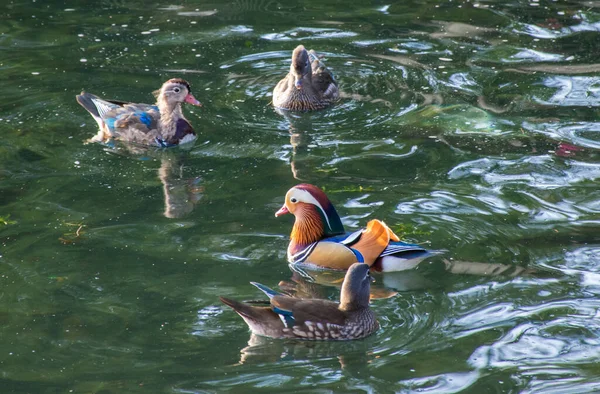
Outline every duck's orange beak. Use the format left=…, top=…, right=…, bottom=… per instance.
left=275, top=205, right=289, bottom=217
left=185, top=93, right=202, bottom=106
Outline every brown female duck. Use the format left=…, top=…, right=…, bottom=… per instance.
left=272, top=45, right=339, bottom=111
left=220, top=262, right=379, bottom=340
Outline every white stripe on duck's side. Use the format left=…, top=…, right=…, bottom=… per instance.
left=289, top=242, right=318, bottom=263
left=340, top=229, right=362, bottom=246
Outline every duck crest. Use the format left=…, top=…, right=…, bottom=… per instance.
left=166, top=78, right=192, bottom=93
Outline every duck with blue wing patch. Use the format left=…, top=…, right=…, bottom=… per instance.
left=275, top=184, right=442, bottom=272
left=220, top=263, right=379, bottom=340
left=76, top=78, right=202, bottom=147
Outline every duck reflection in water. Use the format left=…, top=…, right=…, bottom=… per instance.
left=274, top=108, right=316, bottom=181
left=236, top=333, right=375, bottom=374
left=158, top=155, right=203, bottom=219
left=90, top=141, right=204, bottom=219
left=282, top=258, right=535, bottom=298
left=279, top=264, right=399, bottom=300
left=77, top=78, right=204, bottom=219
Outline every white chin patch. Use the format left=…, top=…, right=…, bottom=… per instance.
left=178, top=133, right=197, bottom=145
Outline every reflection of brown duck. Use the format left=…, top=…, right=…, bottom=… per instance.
left=238, top=333, right=374, bottom=371
left=273, top=45, right=339, bottom=111
left=158, top=158, right=203, bottom=219
left=274, top=107, right=316, bottom=180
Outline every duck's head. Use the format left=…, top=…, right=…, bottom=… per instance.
left=156, top=78, right=202, bottom=108
left=290, top=45, right=311, bottom=90
left=275, top=184, right=345, bottom=242
left=340, top=263, right=372, bottom=311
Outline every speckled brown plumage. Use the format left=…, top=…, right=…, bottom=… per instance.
left=273, top=45, right=339, bottom=111
left=220, top=263, right=378, bottom=340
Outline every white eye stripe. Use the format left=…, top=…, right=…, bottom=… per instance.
left=289, top=188, right=332, bottom=231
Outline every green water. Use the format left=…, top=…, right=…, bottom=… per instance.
left=2, top=0, right=600, bottom=392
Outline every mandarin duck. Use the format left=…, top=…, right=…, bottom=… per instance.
left=275, top=184, right=439, bottom=272
left=220, top=262, right=378, bottom=340
left=76, top=78, right=201, bottom=147
left=272, top=45, right=339, bottom=111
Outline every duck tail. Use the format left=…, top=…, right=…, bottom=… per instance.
left=76, top=92, right=102, bottom=119
left=76, top=92, right=120, bottom=124
left=308, top=49, right=321, bottom=63
left=219, top=296, right=282, bottom=327
left=351, top=219, right=391, bottom=266
left=219, top=296, right=258, bottom=319
left=308, top=49, right=326, bottom=70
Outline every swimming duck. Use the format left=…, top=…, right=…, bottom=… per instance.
left=220, top=262, right=378, bottom=340
left=76, top=78, right=201, bottom=147
left=272, top=45, right=339, bottom=111
left=276, top=184, right=439, bottom=272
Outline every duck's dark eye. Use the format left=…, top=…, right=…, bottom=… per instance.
left=173, top=87, right=181, bottom=93
left=290, top=197, right=298, bottom=203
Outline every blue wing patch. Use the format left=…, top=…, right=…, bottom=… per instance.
left=104, top=117, right=116, bottom=131
left=273, top=306, right=295, bottom=328
left=250, top=282, right=280, bottom=299
left=136, top=111, right=153, bottom=128
left=322, top=229, right=362, bottom=245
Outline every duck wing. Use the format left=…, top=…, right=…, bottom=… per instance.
left=271, top=296, right=347, bottom=326
left=77, top=92, right=160, bottom=136
left=308, top=49, right=338, bottom=100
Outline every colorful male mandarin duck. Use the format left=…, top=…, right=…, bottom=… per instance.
left=220, top=262, right=378, bottom=340
left=276, top=184, right=439, bottom=272
left=76, top=78, right=201, bottom=147
left=272, top=45, right=339, bottom=111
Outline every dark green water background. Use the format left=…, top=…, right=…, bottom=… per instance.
left=2, top=0, right=600, bottom=392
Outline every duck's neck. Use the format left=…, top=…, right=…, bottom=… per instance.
left=158, top=99, right=186, bottom=138
left=339, top=281, right=369, bottom=312
left=289, top=207, right=326, bottom=255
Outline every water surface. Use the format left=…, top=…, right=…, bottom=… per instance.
left=2, top=0, right=600, bottom=392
